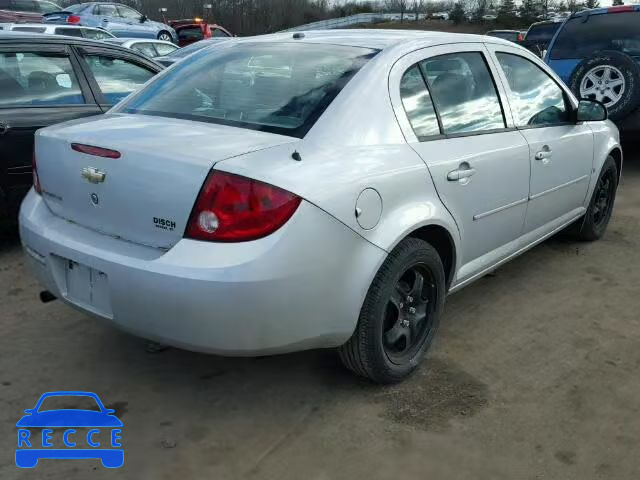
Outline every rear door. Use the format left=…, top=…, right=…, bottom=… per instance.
left=390, top=43, right=531, bottom=281
left=74, top=45, right=159, bottom=109
left=487, top=44, right=593, bottom=233
left=0, top=43, right=101, bottom=212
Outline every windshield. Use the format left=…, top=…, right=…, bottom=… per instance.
left=37, top=395, right=101, bottom=412
left=119, top=42, right=377, bottom=138
left=526, top=23, right=561, bottom=42
left=551, top=12, right=640, bottom=60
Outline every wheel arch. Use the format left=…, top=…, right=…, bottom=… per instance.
left=608, top=146, right=623, bottom=184
left=405, top=224, right=457, bottom=291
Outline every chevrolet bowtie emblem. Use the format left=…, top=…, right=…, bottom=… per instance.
left=81, top=167, right=106, bottom=184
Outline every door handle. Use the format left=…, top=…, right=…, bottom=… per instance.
left=0, top=122, right=10, bottom=135
left=535, top=147, right=553, bottom=161
left=447, top=165, right=476, bottom=182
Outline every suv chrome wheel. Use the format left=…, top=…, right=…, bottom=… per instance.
left=579, top=65, right=625, bottom=108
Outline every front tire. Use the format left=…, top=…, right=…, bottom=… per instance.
left=577, top=156, right=618, bottom=241
left=157, top=31, right=173, bottom=42
left=339, top=238, right=446, bottom=384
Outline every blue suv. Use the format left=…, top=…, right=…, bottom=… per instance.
left=43, top=2, right=177, bottom=43
left=545, top=6, right=640, bottom=131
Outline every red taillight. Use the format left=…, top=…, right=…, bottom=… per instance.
left=185, top=171, right=301, bottom=242
left=32, top=152, right=42, bottom=194
left=71, top=143, right=121, bottom=159
left=608, top=5, right=634, bottom=13
left=66, top=14, right=81, bottom=24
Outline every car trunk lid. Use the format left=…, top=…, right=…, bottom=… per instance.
left=35, top=114, right=298, bottom=249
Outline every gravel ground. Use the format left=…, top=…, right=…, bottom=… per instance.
left=1, top=155, right=639, bottom=480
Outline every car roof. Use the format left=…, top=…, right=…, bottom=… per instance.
left=487, top=29, right=519, bottom=33
left=235, top=29, right=513, bottom=51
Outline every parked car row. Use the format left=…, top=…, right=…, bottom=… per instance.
left=1, top=1, right=234, bottom=45
left=0, top=32, right=163, bottom=218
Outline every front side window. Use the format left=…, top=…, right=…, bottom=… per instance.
left=0, top=52, right=84, bottom=106
left=550, top=12, right=640, bottom=60
left=399, top=65, right=440, bottom=138
left=496, top=53, right=569, bottom=127
left=118, top=43, right=377, bottom=138
left=82, top=54, right=154, bottom=104
left=420, top=52, right=505, bottom=134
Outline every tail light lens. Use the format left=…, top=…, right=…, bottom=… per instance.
left=67, top=14, right=81, bottom=24
left=185, top=171, right=301, bottom=242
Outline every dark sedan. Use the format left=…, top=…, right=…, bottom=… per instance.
left=0, top=32, right=163, bottom=219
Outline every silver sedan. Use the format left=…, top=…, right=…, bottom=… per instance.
left=20, top=30, right=621, bottom=383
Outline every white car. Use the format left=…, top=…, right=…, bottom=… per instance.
left=21, top=31, right=621, bottom=383
left=103, top=37, right=179, bottom=59
left=0, top=22, right=114, bottom=39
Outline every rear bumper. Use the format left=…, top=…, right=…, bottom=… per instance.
left=19, top=191, right=385, bottom=355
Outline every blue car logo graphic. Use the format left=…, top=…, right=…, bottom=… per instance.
left=15, top=391, right=123, bottom=468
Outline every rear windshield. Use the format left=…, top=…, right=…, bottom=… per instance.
left=177, top=25, right=203, bottom=42
left=65, top=3, right=88, bottom=13
left=119, top=42, right=377, bottom=138
left=525, top=23, right=561, bottom=42
left=550, top=12, right=640, bottom=60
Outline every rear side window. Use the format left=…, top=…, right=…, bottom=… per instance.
left=212, top=28, right=229, bottom=38
left=496, top=53, right=569, bottom=127
left=131, top=43, right=157, bottom=58
left=38, top=1, right=60, bottom=13
left=525, top=23, right=561, bottom=42
left=81, top=54, right=154, bottom=104
left=0, top=52, right=84, bottom=106
left=12, top=26, right=47, bottom=32
left=551, top=12, right=640, bottom=60
left=54, top=27, right=83, bottom=37
left=11, top=0, right=37, bottom=12
left=155, top=43, right=178, bottom=56
left=119, top=43, right=377, bottom=138
left=94, top=4, right=117, bottom=16
left=82, top=28, right=113, bottom=40
left=420, top=52, right=505, bottom=134
left=399, top=65, right=440, bottom=138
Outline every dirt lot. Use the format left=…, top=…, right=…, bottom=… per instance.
left=1, top=156, right=639, bottom=480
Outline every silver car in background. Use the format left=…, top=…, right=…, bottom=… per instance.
left=103, top=37, right=179, bottom=58
left=0, top=22, right=115, bottom=39
left=20, top=30, right=622, bottom=383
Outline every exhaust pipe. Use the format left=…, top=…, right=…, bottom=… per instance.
left=39, top=291, right=57, bottom=303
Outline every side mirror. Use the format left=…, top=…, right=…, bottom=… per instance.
left=24, top=409, right=34, bottom=414
left=577, top=99, right=607, bottom=122
left=140, top=14, right=147, bottom=23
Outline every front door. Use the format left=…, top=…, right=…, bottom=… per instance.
left=0, top=45, right=101, bottom=213
left=390, top=44, right=531, bottom=282
left=488, top=45, right=594, bottom=232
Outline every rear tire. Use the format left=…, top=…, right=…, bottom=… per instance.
left=577, top=156, right=618, bottom=241
left=339, top=238, right=446, bottom=384
left=157, top=31, right=173, bottom=42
